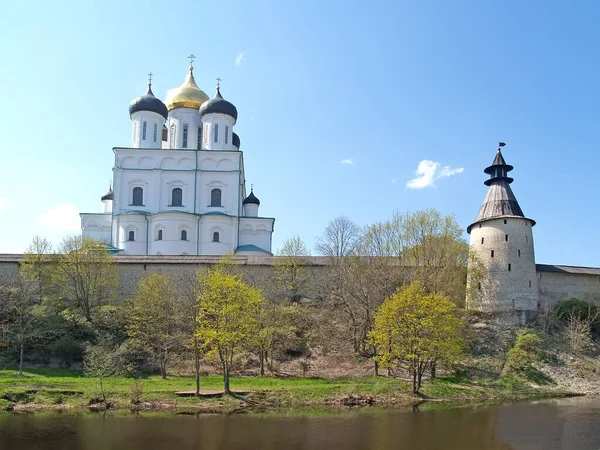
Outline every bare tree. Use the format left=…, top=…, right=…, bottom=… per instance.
left=274, top=236, right=310, bottom=303
left=315, top=215, right=360, bottom=257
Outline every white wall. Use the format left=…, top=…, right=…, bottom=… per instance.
left=131, top=111, right=165, bottom=149
left=167, top=108, right=201, bottom=149
left=201, top=113, right=236, bottom=151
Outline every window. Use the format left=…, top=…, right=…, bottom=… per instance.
left=142, top=121, right=147, bottom=140
left=518, top=249, right=521, bottom=257
left=529, top=280, right=532, bottom=288
left=157, top=230, right=163, bottom=241
left=505, top=234, right=509, bottom=241
left=171, top=187, right=183, bottom=206
left=225, top=125, right=229, bottom=144
left=153, top=123, right=158, bottom=142
left=132, top=187, right=144, bottom=206
left=491, top=250, right=494, bottom=257
left=214, top=124, right=219, bottom=143
left=481, top=237, right=484, bottom=244
left=128, top=231, right=135, bottom=241
left=213, top=232, right=220, bottom=242
left=478, top=282, right=481, bottom=291
left=504, top=219, right=507, bottom=224
left=197, top=126, right=202, bottom=150
left=508, top=264, right=511, bottom=271
left=170, top=124, right=176, bottom=148
left=204, top=124, right=208, bottom=146
left=512, top=299, right=515, bottom=308
left=526, top=236, right=528, bottom=243
left=182, top=124, right=188, bottom=148
left=181, top=230, right=187, bottom=241
left=210, top=188, right=222, bottom=207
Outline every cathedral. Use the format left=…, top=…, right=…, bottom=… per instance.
left=80, top=59, right=275, bottom=256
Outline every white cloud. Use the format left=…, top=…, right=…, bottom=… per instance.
left=341, top=158, right=354, bottom=165
left=406, top=160, right=464, bottom=189
left=0, top=197, right=7, bottom=212
left=235, top=52, right=246, bottom=66
left=37, top=204, right=81, bottom=231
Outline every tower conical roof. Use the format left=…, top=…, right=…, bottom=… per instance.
left=129, top=84, right=168, bottom=119
left=467, top=146, right=535, bottom=233
left=199, top=86, right=238, bottom=122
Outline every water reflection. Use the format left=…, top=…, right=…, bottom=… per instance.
left=0, top=397, right=598, bottom=450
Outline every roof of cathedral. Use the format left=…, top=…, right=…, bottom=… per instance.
left=242, top=189, right=260, bottom=205
left=199, top=86, right=238, bottom=122
left=232, top=132, right=240, bottom=149
left=101, top=186, right=113, bottom=201
left=467, top=148, right=535, bottom=233
left=164, top=67, right=209, bottom=111
left=129, top=84, right=168, bottom=119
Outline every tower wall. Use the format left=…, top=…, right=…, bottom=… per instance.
left=468, top=217, right=539, bottom=311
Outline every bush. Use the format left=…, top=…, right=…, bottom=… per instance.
left=0, top=398, right=12, bottom=411
left=553, top=299, right=600, bottom=332
left=505, top=330, right=542, bottom=373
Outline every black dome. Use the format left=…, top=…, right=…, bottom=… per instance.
left=199, top=87, right=238, bottom=122
left=243, top=190, right=260, bottom=206
left=101, top=187, right=113, bottom=201
left=129, top=85, right=168, bottom=119
left=232, top=132, right=240, bottom=149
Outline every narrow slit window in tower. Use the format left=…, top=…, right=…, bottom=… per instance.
left=214, top=124, right=219, bottom=143
left=157, top=230, right=163, bottom=241
left=505, top=234, right=509, bottom=241
left=142, top=121, right=147, bottom=140
left=128, top=231, right=135, bottom=241
left=170, top=125, right=176, bottom=148
left=508, top=264, right=511, bottom=271
left=182, top=124, right=188, bottom=148
left=518, top=249, right=521, bottom=257
left=491, top=250, right=494, bottom=257
left=481, top=237, right=484, bottom=244
left=153, top=123, right=157, bottom=142
left=529, top=280, right=532, bottom=288
left=181, top=230, right=187, bottom=241
left=478, top=282, right=481, bottom=290
left=526, top=236, right=528, bottom=243
left=504, top=219, right=507, bottom=224
left=512, top=299, right=515, bottom=308
left=197, top=126, right=202, bottom=150
left=225, top=125, right=229, bottom=144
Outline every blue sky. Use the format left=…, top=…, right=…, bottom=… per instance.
left=0, top=0, right=598, bottom=266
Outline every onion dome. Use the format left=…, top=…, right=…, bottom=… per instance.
left=232, top=132, right=241, bottom=149
left=199, top=86, right=238, bottom=122
left=164, top=66, right=209, bottom=111
left=242, top=188, right=260, bottom=206
left=129, top=83, right=168, bottom=119
left=101, top=184, right=114, bottom=201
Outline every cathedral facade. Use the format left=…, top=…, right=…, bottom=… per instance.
left=80, top=61, right=274, bottom=256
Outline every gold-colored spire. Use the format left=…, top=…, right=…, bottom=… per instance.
left=164, top=58, right=209, bottom=111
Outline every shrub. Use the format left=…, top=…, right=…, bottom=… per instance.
left=505, top=330, right=542, bottom=373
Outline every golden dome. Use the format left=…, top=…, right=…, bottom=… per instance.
left=164, top=67, right=209, bottom=111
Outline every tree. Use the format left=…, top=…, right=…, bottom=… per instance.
left=369, top=281, right=464, bottom=394
left=315, top=215, right=360, bottom=257
left=196, top=266, right=262, bottom=394
left=273, top=236, right=310, bottom=303
left=127, top=273, right=183, bottom=379
left=84, top=342, right=121, bottom=406
left=20, top=236, right=53, bottom=301
left=53, top=236, right=118, bottom=322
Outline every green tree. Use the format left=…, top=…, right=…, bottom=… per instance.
left=83, top=342, right=121, bottom=406
left=196, top=265, right=262, bottom=394
left=127, top=273, right=183, bottom=379
left=273, top=236, right=310, bottom=303
left=54, top=236, right=118, bottom=322
left=369, top=281, right=464, bottom=394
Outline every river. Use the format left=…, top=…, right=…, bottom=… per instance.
left=0, top=397, right=599, bottom=449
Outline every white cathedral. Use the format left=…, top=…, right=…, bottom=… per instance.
left=80, top=60, right=275, bottom=256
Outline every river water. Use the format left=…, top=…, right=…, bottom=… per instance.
left=0, top=397, right=599, bottom=450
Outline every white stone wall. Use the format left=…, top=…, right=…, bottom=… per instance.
left=201, top=113, right=236, bottom=151
left=239, top=217, right=274, bottom=252
left=468, top=217, right=539, bottom=311
left=81, top=213, right=111, bottom=244
left=167, top=108, right=201, bottom=150
left=538, top=271, right=600, bottom=308
left=131, top=111, right=165, bottom=149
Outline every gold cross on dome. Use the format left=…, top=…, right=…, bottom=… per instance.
left=188, top=54, right=196, bottom=68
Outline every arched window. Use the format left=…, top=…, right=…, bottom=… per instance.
left=214, top=124, right=219, bottom=143
left=181, top=230, right=187, bottom=241
left=210, top=188, right=222, bottom=207
left=169, top=124, right=176, bottom=148
left=225, top=125, right=229, bottom=144
left=153, top=123, right=158, bottom=142
left=157, top=230, right=163, bottom=241
left=213, top=232, right=220, bottom=242
left=142, top=121, right=147, bottom=140
left=182, top=124, right=188, bottom=148
left=171, top=188, right=183, bottom=206
left=132, top=187, right=143, bottom=206
left=128, top=231, right=135, bottom=241
left=197, top=126, right=202, bottom=150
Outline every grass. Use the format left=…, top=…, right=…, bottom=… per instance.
left=0, top=367, right=572, bottom=413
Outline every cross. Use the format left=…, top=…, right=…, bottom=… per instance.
left=188, top=54, right=196, bottom=68
left=148, top=72, right=153, bottom=86
left=216, top=77, right=221, bottom=88
left=251, top=183, right=254, bottom=192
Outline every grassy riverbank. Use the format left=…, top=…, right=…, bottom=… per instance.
left=0, top=368, right=574, bottom=413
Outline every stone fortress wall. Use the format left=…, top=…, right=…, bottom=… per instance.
left=1, top=254, right=598, bottom=308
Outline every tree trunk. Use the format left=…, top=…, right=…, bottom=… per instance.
left=259, top=347, right=265, bottom=376
left=430, top=362, right=436, bottom=379
left=194, top=346, right=201, bottom=396
left=412, top=366, right=418, bottom=394
left=374, top=359, right=379, bottom=376
left=223, top=363, right=231, bottom=395
left=18, top=343, right=24, bottom=377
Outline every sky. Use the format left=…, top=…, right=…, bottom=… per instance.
left=0, top=0, right=598, bottom=266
